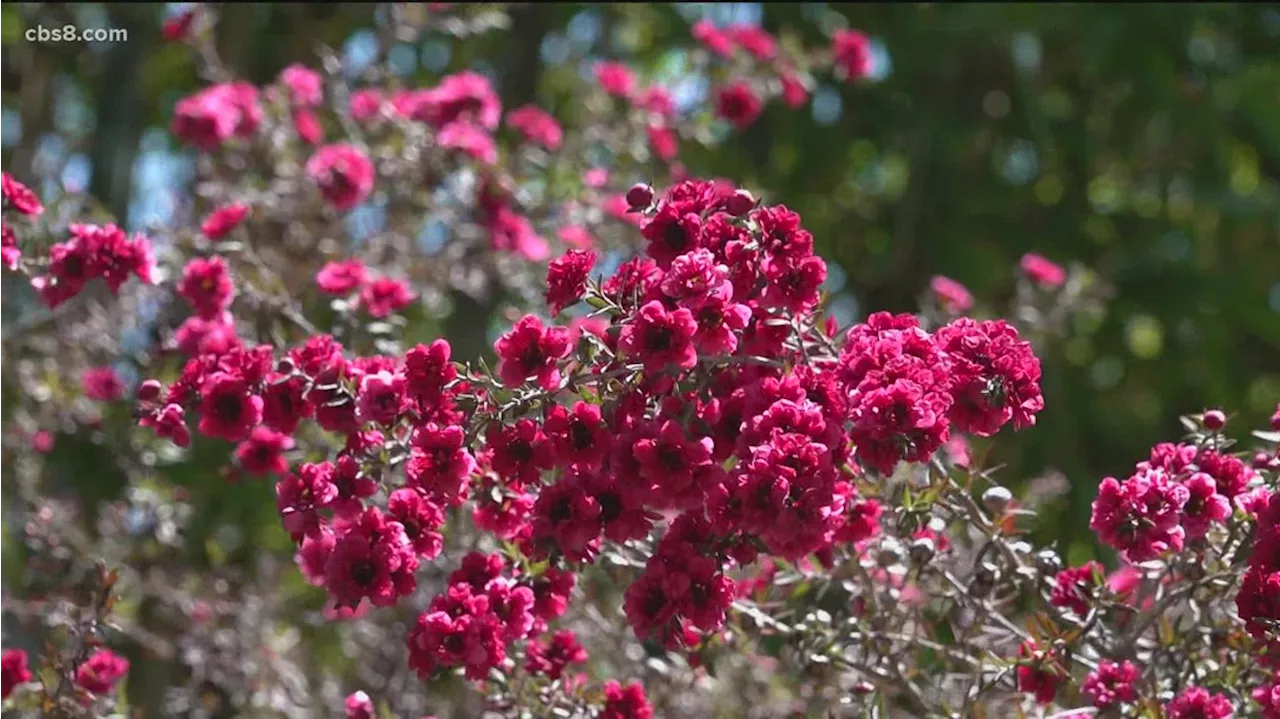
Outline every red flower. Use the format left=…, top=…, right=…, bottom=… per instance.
left=506, top=105, right=562, bottom=150
left=619, top=301, right=698, bottom=374
left=1, top=649, right=31, bottom=699
left=2, top=172, right=44, bottom=217
left=934, top=318, right=1044, bottom=436
left=779, top=71, right=809, bottom=109
left=1049, top=561, right=1103, bottom=616
left=276, top=462, right=338, bottom=540
left=1015, top=642, right=1065, bottom=705
left=161, top=6, right=198, bottom=42
left=358, top=276, right=415, bottom=318
left=494, top=315, right=571, bottom=390
left=1165, top=687, right=1236, bottom=719
left=545, top=249, right=596, bottom=314
left=525, top=629, right=587, bottom=680
left=32, top=223, right=154, bottom=307
left=692, top=20, right=733, bottom=58
left=306, top=143, right=375, bottom=211
left=141, top=403, right=191, bottom=447
left=487, top=419, right=555, bottom=485
left=599, top=680, right=653, bottom=719
left=402, top=71, right=501, bottom=130
left=387, top=488, right=445, bottom=559
left=74, top=649, right=129, bottom=695
left=1090, top=468, right=1189, bottom=562
left=529, top=469, right=603, bottom=562
left=832, top=29, right=872, bottom=81
left=646, top=123, right=680, bottom=162
left=633, top=419, right=714, bottom=501
left=196, top=371, right=263, bottom=442
left=350, top=89, right=385, bottom=124
left=292, top=107, right=324, bottom=145
left=1019, top=252, right=1066, bottom=288
left=728, top=24, right=776, bottom=60
left=594, top=62, right=636, bottom=98
left=316, top=258, right=367, bottom=296
left=171, top=82, right=262, bottom=150
left=345, top=691, right=374, bottom=719
left=323, top=507, right=419, bottom=608
left=438, top=121, right=497, bottom=165
left=713, top=81, right=764, bottom=129
left=1082, top=659, right=1139, bottom=708
left=355, top=370, right=405, bottom=426
left=545, top=402, right=611, bottom=469
left=760, top=254, right=826, bottom=314
left=178, top=255, right=236, bottom=319
left=406, top=423, right=476, bottom=505
left=930, top=275, right=973, bottom=313
left=81, top=366, right=125, bottom=401
left=201, top=203, right=250, bottom=240
left=279, top=63, right=323, bottom=107
left=235, top=426, right=293, bottom=476
left=1180, top=471, right=1232, bottom=539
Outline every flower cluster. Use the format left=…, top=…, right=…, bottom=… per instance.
left=27, top=223, right=155, bottom=308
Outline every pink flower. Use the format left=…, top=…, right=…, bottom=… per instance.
left=178, top=255, right=236, bottom=319
left=832, top=29, right=872, bottom=81
left=714, top=81, right=764, bottom=129
left=437, top=122, right=498, bottom=165
left=930, top=275, right=973, bottom=313
left=74, top=649, right=129, bottom=695
left=599, top=680, right=653, bottom=719
left=1090, top=468, right=1190, bottom=561
left=306, top=143, right=375, bottom=211
left=545, top=249, right=596, bottom=314
left=387, top=488, right=445, bottom=559
left=350, top=89, right=385, bottom=124
left=316, top=259, right=367, bottom=296
left=1081, top=660, right=1139, bottom=708
left=1015, top=642, right=1065, bottom=705
left=692, top=20, right=734, bottom=58
left=619, top=300, right=698, bottom=374
left=171, top=82, right=262, bottom=150
left=594, top=62, right=636, bottom=98
left=359, top=277, right=415, bottom=318
left=779, top=71, right=809, bottom=109
left=323, top=507, right=419, bottom=608
left=279, top=63, right=323, bottom=107
left=525, top=629, right=587, bottom=680
left=140, top=403, right=191, bottom=447
left=506, top=105, right=562, bottom=150
left=293, top=107, right=324, bottom=144
left=1180, top=471, right=1232, bottom=539
left=356, top=370, right=405, bottom=426
left=558, top=225, right=595, bottom=250
left=345, top=691, right=375, bottom=719
left=2, top=172, right=43, bottom=217
left=1050, top=561, right=1103, bottom=616
left=161, top=6, right=199, bottom=42
left=1020, top=252, right=1066, bottom=288
left=646, top=123, right=679, bottom=162
left=82, top=366, right=125, bottom=401
left=32, top=223, right=154, bottom=308
left=934, top=318, right=1044, bottom=436
left=235, top=426, right=294, bottom=476
left=2, top=649, right=31, bottom=699
left=728, top=24, right=776, bottom=60
left=1165, top=687, right=1236, bottom=719
left=494, top=315, right=571, bottom=390
left=196, top=371, right=263, bottom=442
left=2, top=222, right=21, bottom=270
left=201, top=203, right=250, bottom=240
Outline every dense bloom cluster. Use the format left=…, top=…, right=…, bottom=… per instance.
left=73, top=649, right=129, bottom=696
left=1092, top=439, right=1258, bottom=561
left=29, top=223, right=154, bottom=308
left=1, top=649, right=30, bottom=699
left=1240, top=488, right=1280, bottom=666
left=130, top=181, right=1052, bottom=690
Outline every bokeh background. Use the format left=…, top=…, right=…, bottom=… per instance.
left=3, top=0, right=1279, bottom=692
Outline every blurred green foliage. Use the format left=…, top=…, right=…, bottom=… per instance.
left=4, top=1, right=1278, bottom=567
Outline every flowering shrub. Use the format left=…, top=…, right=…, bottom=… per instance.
left=3, top=4, right=1279, bottom=718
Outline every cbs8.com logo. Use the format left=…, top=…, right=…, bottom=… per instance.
left=25, top=24, right=129, bottom=43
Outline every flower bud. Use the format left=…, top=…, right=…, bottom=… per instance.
left=1035, top=549, right=1062, bottom=576
left=909, top=537, right=936, bottom=565
left=625, top=183, right=654, bottom=210
left=1201, top=409, right=1226, bottom=431
left=276, top=357, right=296, bottom=375
left=137, top=379, right=163, bottom=402
left=724, top=188, right=756, bottom=216
left=981, top=486, right=1013, bottom=514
